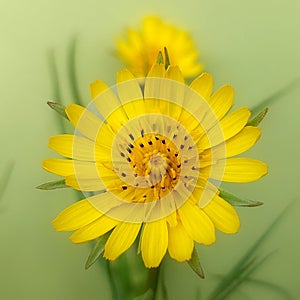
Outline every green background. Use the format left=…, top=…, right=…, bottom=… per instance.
left=0, top=0, right=299, bottom=299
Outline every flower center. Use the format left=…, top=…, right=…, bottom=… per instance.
left=128, top=133, right=181, bottom=200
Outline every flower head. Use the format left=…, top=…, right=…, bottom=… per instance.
left=43, top=60, right=267, bottom=268
left=116, top=16, right=203, bottom=78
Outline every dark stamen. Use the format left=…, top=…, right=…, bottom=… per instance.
left=129, top=133, right=134, bottom=140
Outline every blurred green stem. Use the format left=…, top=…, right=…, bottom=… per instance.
left=147, top=267, right=160, bottom=300
left=105, top=260, right=120, bottom=300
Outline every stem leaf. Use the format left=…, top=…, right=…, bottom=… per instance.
left=36, top=179, right=67, bottom=190
left=219, top=189, right=263, bottom=207
left=187, top=247, right=205, bottom=279
left=247, top=107, right=268, bottom=126
left=85, top=232, right=111, bottom=269
left=47, top=101, right=68, bottom=120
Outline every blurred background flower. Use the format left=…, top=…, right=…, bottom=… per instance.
left=0, top=0, right=299, bottom=299
left=116, top=16, right=202, bottom=78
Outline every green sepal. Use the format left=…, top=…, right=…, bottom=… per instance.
left=137, top=224, right=145, bottom=255
left=85, top=232, right=111, bottom=270
left=247, top=107, right=268, bottom=126
left=36, top=179, right=67, bottom=190
left=163, top=47, right=171, bottom=69
left=157, top=51, right=164, bottom=65
left=187, top=247, right=205, bottom=279
left=219, top=189, right=263, bottom=207
left=47, top=101, right=68, bottom=120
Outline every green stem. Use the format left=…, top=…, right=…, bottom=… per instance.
left=105, top=260, right=120, bottom=300
left=147, top=267, right=160, bottom=300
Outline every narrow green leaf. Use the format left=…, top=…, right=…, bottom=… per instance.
left=251, top=78, right=299, bottom=115
left=212, top=253, right=275, bottom=300
left=209, top=204, right=293, bottom=300
left=164, top=47, right=171, bottom=70
left=47, top=50, right=66, bottom=133
left=67, top=36, right=83, bottom=106
left=85, top=232, right=111, bottom=269
left=187, top=247, right=205, bottom=279
left=36, top=179, right=67, bottom=190
left=247, top=107, right=268, bottom=126
left=246, top=277, right=293, bottom=300
left=0, top=162, right=14, bottom=203
left=47, top=101, right=68, bottom=119
left=219, top=189, right=263, bottom=207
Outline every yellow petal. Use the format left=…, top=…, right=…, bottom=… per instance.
left=141, top=219, right=168, bottom=268
left=165, top=66, right=184, bottom=83
left=147, top=63, right=165, bottom=78
left=43, top=158, right=99, bottom=179
left=53, top=199, right=102, bottom=231
left=189, top=72, right=213, bottom=100
left=42, top=158, right=74, bottom=176
left=92, top=81, right=129, bottom=132
left=104, top=223, right=141, bottom=260
left=205, top=158, right=268, bottom=182
left=71, top=215, right=119, bottom=243
left=65, top=175, right=105, bottom=192
left=203, top=195, right=240, bottom=233
left=226, top=126, right=261, bottom=156
left=220, top=107, right=251, bottom=139
left=117, top=69, right=144, bottom=119
left=200, top=126, right=261, bottom=163
left=208, top=85, right=234, bottom=120
left=65, top=104, right=103, bottom=141
left=90, top=80, right=108, bottom=99
left=143, top=16, right=162, bottom=43
left=117, top=69, right=143, bottom=96
left=168, top=220, right=194, bottom=262
left=178, top=200, right=215, bottom=245
left=199, top=107, right=251, bottom=150
left=49, top=134, right=103, bottom=161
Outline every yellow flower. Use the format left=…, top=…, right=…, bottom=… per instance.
left=116, top=16, right=203, bottom=78
left=43, top=63, right=267, bottom=268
